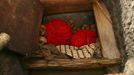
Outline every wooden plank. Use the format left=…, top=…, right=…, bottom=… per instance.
left=40, top=0, right=93, bottom=15
left=22, top=58, right=120, bottom=69
left=93, top=1, right=120, bottom=59
left=105, top=73, right=124, bottom=75
left=95, top=1, right=112, bottom=23
left=0, top=0, right=43, bottom=55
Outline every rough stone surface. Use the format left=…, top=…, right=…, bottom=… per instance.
left=0, top=51, right=28, bottom=75
left=104, top=0, right=125, bottom=55
left=120, top=0, right=134, bottom=75
left=0, top=0, right=43, bottom=55
left=0, top=0, right=42, bottom=75
left=104, top=0, right=134, bottom=74
left=120, top=0, right=134, bottom=58
left=103, top=0, right=126, bottom=67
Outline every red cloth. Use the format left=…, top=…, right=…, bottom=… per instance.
left=71, top=30, right=97, bottom=47
left=45, top=19, right=73, bottom=45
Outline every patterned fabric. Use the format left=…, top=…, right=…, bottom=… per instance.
left=56, top=43, right=97, bottom=59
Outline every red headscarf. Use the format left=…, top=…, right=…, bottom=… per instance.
left=45, top=19, right=73, bottom=45
left=71, top=30, right=97, bottom=47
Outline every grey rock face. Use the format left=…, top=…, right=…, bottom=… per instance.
left=104, top=0, right=134, bottom=74
left=104, top=0, right=125, bottom=54
left=120, top=0, right=134, bottom=75
left=120, top=0, right=134, bottom=57
left=103, top=0, right=134, bottom=74
left=103, top=0, right=126, bottom=63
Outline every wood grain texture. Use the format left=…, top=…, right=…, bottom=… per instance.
left=93, top=1, right=120, bottom=59
left=22, top=58, right=120, bottom=69
left=40, top=0, right=93, bottom=15
left=105, top=73, right=124, bottom=75
left=0, top=0, right=43, bottom=55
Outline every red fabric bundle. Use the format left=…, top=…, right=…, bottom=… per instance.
left=45, top=19, right=73, bottom=45
left=71, top=30, right=97, bottom=47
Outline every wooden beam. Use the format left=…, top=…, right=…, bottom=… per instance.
left=40, top=0, right=93, bottom=15
left=93, top=1, right=120, bottom=59
left=105, top=73, right=124, bottom=75
left=22, top=58, right=120, bottom=69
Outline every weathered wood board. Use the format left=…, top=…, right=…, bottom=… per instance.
left=23, top=59, right=120, bottom=69
left=105, top=73, right=124, bottom=75
left=0, top=0, right=43, bottom=55
left=40, top=0, right=93, bottom=15
left=56, top=44, right=96, bottom=59
left=93, top=1, right=120, bottom=59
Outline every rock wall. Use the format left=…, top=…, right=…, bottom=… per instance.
left=0, top=51, right=28, bottom=75
left=103, top=0, right=126, bottom=68
left=0, top=0, right=43, bottom=55
left=120, top=0, right=134, bottom=75
left=0, top=0, right=43, bottom=75
left=120, top=0, right=134, bottom=58
left=104, top=0, right=134, bottom=74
